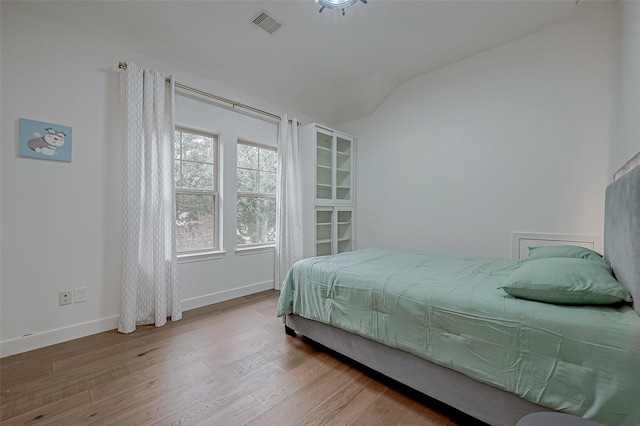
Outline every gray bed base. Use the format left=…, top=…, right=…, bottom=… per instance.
left=283, top=153, right=640, bottom=425
left=284, top=314, right=550, bottom=426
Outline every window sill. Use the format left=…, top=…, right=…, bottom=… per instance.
left=178, top=250, right=226, bottom=264
left=235, top=245, right=275, bottom=256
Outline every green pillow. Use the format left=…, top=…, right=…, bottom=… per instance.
left=527, top=245, right=606, bottom=262
left=500, top=258, right=632, bottom=305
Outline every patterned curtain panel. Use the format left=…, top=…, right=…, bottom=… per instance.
left=275, top=116, right=304, bottom=289
left=119, top=62, right=181, bottom=334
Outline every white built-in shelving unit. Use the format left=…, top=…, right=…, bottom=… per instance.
left=302, top=124, right=356, bottom=258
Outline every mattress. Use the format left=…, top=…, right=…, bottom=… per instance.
left=277, top=248, right=640, bottom=425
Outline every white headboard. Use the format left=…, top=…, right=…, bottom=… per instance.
left=511, top=232, right=603, bottom=259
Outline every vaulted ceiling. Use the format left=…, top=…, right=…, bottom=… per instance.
left=9, top=1, right=605, bottom=126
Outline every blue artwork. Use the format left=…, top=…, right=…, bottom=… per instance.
left=19, top=118, right=72, bottom=162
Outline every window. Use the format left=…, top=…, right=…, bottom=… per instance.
left=236, top=141, right=277, bottom=247
left=174, top=128, right=218, bottom=253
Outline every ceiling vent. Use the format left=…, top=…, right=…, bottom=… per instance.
left=251, top=10, right=283, bottom=35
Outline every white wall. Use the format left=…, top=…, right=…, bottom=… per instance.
left=0, top=3, right=314, bottom=356
left=611, top=0, right=640, bottom=174
left=174, top=95, right=278, bottom=309
left=341, top=4, right=618, bottom=258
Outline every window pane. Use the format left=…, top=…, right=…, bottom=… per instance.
left=236, top=196, right=276, bottom=245
left=260, top=149, right=277, bottom=173
left=259, top=170, right=276, bottom=193
left=182, top=133, right=214, bottom=163
left=176, top=193, right=215, bottom=252
left=237, top=143, right=277, bottom=195
left=236, top=142, right=277, bottom=246
left=180, top=161, right=213, bottom=189
left=237, top=144, right=258, bottom=169
left=238, top=168, right=258, bottom=193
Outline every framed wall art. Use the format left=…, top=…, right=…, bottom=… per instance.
left=18, top=118, right=72, bottom=162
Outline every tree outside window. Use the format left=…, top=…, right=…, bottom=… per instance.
left=237, top=142, right=277, bottom=246
left=175, top=128, right=218, bottom=253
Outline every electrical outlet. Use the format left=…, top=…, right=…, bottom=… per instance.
left=74, top=287, right=87, bottom=303
left=59, top=291, right=72, bottom=306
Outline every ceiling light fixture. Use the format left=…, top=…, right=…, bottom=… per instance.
left=316, top=0, right=367, bottom=16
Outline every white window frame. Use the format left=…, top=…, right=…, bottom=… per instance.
left=175, top=126, right=222, bottom=261
left=236, top=140, right=277, bottom=252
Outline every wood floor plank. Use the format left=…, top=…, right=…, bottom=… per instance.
left=90, top=319, right=277, bottom=405
left=49, top=323, right=197, bottom=372
left=0, top=391, right=92, bottom=426
left=260, top=332, right=325, bottom=371
left=89, top=358, right=217, bottom=404
left=246, top=359, right=361, bottom=425
left=298, top=373, right=388, bottom=426
left=169, top=307, right=276, bottom=354
left=200, top=328, right=281, bottom=371
left=1, top=360, right=52, bottom=391
left=52, top=368, right=229, bottom=425
left=19, top=331, right=129, bottom=367
left=148, top=361, right=285, bottom=426
left=251, top=352, right=342, bottom=410
left=222, top=351, right=270, bottom=380
left=0, top=290, right=467, bottom=426
left=0, top=353, right=22, bottom=368
left=400, top=402, right=461, bottom=426
left=195, top=394, right=266, bottom=426
left=1, top=341, right=198, bottom=420
left=348, top=387, right=415, bottom=426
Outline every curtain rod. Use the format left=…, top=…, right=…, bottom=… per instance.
left=118, top=61, right=296, bottom=124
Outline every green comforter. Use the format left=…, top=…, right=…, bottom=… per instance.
left=277, top=248, right=640, bottom=425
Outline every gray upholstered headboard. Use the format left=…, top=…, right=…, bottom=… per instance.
left=604, top=155, right=640, bottom=316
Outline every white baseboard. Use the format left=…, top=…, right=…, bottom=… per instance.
left=0, top=280, right=274, bottom=358
left=180, top=280, right=274, bottom=311
left=0, top=315, right=120, bottom=358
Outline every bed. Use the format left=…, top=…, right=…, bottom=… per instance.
left=276, top=155, right=640, bottom=426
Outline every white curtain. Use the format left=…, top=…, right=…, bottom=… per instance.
left=275, top=116, right=304, bottom=289
left=119, top=62, right=181, bottom=334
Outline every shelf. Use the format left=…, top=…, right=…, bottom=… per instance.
left=317, top=248, right=332, bottom=257
left=316, top=212, right=333, bottom=224
left=336, top=138, right=351, bottom=155
left=306, top=125, right=355, bottom=258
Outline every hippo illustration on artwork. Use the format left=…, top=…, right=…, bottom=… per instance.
left=27, top=128, right=66, bottom=156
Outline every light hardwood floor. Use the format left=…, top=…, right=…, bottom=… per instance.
left=1, top=290, right=482, bottom=425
